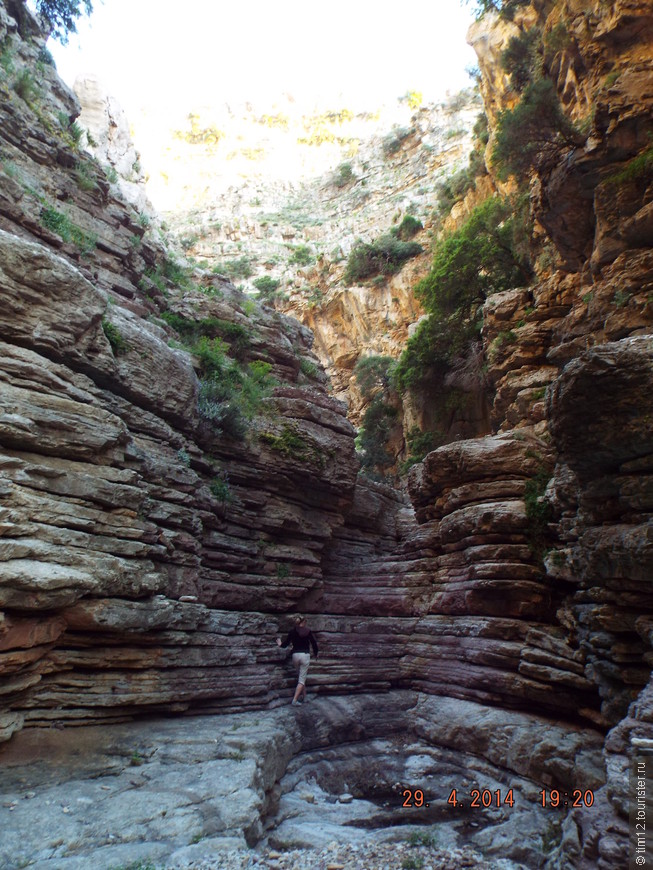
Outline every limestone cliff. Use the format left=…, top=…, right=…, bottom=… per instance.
left=0, top=1, right=651, bottom=868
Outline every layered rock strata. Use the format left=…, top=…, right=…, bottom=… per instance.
left=0, top=1, right=652, bottom=868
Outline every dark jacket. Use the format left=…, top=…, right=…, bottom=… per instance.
left=282, top=625, right=318, bottom=658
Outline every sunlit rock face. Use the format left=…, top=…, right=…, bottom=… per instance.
left=74, top=74, right=153, bottom=216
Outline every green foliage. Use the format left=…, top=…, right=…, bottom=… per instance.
left=217, top=256, right=253, bottom=280
left=407, top=828, right=438, bottom=848
left=394, top=313, right=476, bottom=393
left=354, top=355, right=396, bottom=399
left=162, top=256, right=192, bottom=287
left=177, top=448, right=191, bottom=466
left=253, top=275, right=281, bottom=299
left=299, top=358, right=320, bottom=380
left=162, top=307, right=273, bottom=439
left=544, top=22, right=572, bottom=57
left=524, top=466, right=553, bottom=557
left=501, top=27, right=542, bottom=92
left=288, top=244, right=314, bottom=266
left=399, top=426, right=439, bottom=473
left=417, top=196, right=531, bottom=316
left=40, top=205, right=97, bottom=254
left=209, top=474, right=231, bottom=502
left=35, top=0, right=93, bottom=44
left=160, top=312, right=251, bottom=358
left=13, top=69, right=38, bottom=103
left=75, top=164, right=97, bottom=191
left=0, top=42, right=15, bottom=75
left=489, top=329, right=517, bottom=358
left=197, top=344, right=275, bottom=438
left=392, top=215, right=422, bottom=240
left=102, top=317, right=128, bottom=356
left=395, top=195, right=531, bottom=394
left=104, top=164, right=118, bottom=184
left=401, top=857, right=424, bottom=870
left=356, top=397, right=398, bottom=477
left=260, top=425, right=316, bottom=463
left=382, top=126, right=412, bottom=157
left=344, top=234, right=422, bottom=284
left=333, top=161, right=355, bottom=187
left=68, top=121, right=84, bottom=145
left=492, top=78, right=582, bottom=180
left=608, top=144, right=653, bottom=187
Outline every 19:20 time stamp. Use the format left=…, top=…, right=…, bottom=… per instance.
left=402, top=788, right=596, bottom=810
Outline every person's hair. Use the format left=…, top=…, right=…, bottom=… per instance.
left=293, top=614, right=306, bottom=626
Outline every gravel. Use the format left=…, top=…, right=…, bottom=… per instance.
left=170, top=840, right=487, bottom=869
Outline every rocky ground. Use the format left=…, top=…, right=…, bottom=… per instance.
left=0, top=696, right=550, bottom=870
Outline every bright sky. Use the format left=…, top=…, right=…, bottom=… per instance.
left=49, top=0, right=478, bottom=114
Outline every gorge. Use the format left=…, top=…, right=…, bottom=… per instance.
left=0, top=0, right=652, bottom=868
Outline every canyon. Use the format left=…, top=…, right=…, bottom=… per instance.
left=0, top=0, right=652, bottom=868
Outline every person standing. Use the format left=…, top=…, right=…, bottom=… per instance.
left=276, top=615, right=318, bottom=705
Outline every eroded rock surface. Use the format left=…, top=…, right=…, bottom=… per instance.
left=0, top=1, right=652, bottom=868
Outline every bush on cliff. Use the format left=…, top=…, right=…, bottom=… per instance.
left=501, top=27, right=542, bottom=93
left=197, top=343, right=276, bottom=438
left=492, top=77, right=583, bottom=180
left=394, top=195, right=532, bottom=393
left=354, top=355, right=396, bottom=400
left=356, top=397, right=398, bottom=477
left=344, top=234, right=422, bottom=284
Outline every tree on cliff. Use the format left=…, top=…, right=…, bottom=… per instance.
left=32, top=0, right=93, bottom=43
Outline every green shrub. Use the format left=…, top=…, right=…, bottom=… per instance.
left=161, top=312, right=251, bottom=358
left=344, top=235, right=422, bottom=284
left=216, top=256, right=253, bottom=280
left=382, top=127, right=411, bottom=156
left=40, top=205, right=97, bottom=254
left=334, top=162, right=355, bottom=187
left=394, top=196, right=531, bottom=393
left=197, top=348, right=275, bottom=438
left=524, top=466, right=553, bottom=557
left=392, top=215, right=422, bottom=240
left=501, top=27, right=542, bottom=93
left=492, top=78, right=582, bottom=179
left=209, top=475, right=231, bottom=502
left=13, top=69, right=38, bottom=103
left=417, top=196, right=531, bottom=316
left=102, top=317, right=128, bottom=355
left=356, top=397, right=398, bottom=476
left=260, top=425, right=316, bottom=463
left=608, top=144, right=653, bottom=186
left=104, top=164, right=118, bottom=183
left=299, top=358, right=319, bottom=380
left=0, top=43, right=15, bottom=75
left=253, top=275, right=281, bottom=299
left=354, top=355, right=396, bottom=399
left=162, top=256, right=191, bottom=286
left=544, top=22, right=572, bottom=57
left=288, top=245, right=314, bottom=266
left=464, top=0, right=530, bottom=21
left=68, top=121, right=84, bottom=146
left=75, top=164, right=97, bottom=191
left=399, top=426, right=439, bottom=473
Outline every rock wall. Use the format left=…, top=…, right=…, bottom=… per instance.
left=0, top=1, right=652, bottom=867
